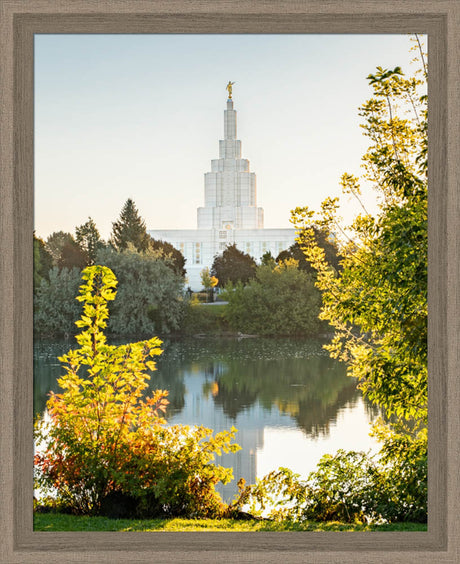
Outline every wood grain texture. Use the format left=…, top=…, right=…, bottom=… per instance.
left=1, top=1, right=458, bottom=562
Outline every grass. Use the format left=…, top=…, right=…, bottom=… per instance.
left=34, top=513, right=428, bottom=532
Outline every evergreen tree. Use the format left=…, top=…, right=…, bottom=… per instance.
left=75, top=217, right=103, bottom=265
left=111, top=199, right=149, bottom=252
left=211, top=244, right=257, bottom=288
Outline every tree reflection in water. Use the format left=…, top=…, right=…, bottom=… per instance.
left=34, top=336, right=382, bottom=502
left=35, top=336, right=379, bottom=439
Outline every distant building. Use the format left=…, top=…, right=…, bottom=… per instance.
left=148, top=92, right=296, bottom=291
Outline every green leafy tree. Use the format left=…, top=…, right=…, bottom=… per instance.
left=96, top=246, right=186, bottom=335
left=110, top=198, right=149, bottom=252
left=260, top=250, right=276, bottom=267
left=276, top=233, right=341, bottom=275
left=228, top=38, right=429, bottom=526
left=45, top=231, right=74, bottom=265
left=34, top=265, right=240, bottom=517
left=275, top=39, right=429, bottom=524
left=33, top=233, right=53, bottom=294
left=292, top=52, right=427, bottom=425
left=75, top=217, right=103, bottom=265
left=149, top=238, right=186, bottom=277
left=222, top=259, right=323, bottom=336
left=211, top=244, right=257, bottom=288
left=200, top=267, right=218, bottom=302
left=34, top=267, right=83, bottom=336
left=58, top=240, right=87, bottom=269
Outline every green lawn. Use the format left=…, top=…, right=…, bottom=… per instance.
left=34, top=513, right=427, bottom=532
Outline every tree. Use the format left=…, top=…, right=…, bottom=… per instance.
left=200, top=267, right=218, bottom=302
left=276, top=232, right=341, bottom=275
left=230, top=38, right=429, bottom=526
left=58, top=240, right=87, bottom=269
left=260, top=250, right=276, bottom=267
left=75, top=217, right=103, bottom=265
left=34, top=267, right=83, bottom=337
left=149, top=238, right=186, bottom=277
left=222, top=259, right=323, bottom=336
left=33, top=233, right=53, bottom=294
left=211, top=244, right=257, bottom=288
left=292, top=45, right=427, bottom=425
left=110, top=198, right=149, bottom=252
left=34, top=265, right=240, bottom=518
left=96, top=246, right=186, bottom=335
left=45, top=231, right=75, bottom=265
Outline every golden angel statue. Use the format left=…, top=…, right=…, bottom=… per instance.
left=226, top=81, right=235, bottom=99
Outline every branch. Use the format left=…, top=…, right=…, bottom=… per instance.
left=415, top=34, right=427, bottom=79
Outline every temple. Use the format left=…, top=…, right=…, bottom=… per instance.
left=148, top=90, right=296, bottom=290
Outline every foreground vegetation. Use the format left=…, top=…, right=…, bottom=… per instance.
left=35, top=266, right=426, bottom=525
left=34, top=513, right=427, bottom=532
left=35, top=266, right=240, bottom=519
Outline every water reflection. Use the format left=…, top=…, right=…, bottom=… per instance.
left=34, top=336, right=380, bottom=502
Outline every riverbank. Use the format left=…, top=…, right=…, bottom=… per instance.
left=182, top=302, right=230, bottom=335
left=34, top=513, right=427, bottom=532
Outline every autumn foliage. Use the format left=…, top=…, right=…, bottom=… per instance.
left=34, top=265, right=240, bottom=518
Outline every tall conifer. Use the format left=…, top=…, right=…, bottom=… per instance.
left=75, top=217, right=102, bottom=265
left=111, top=199, right=149, bottom=252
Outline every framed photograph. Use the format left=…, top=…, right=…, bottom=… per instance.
left=1, top=1, right=459, bottom=562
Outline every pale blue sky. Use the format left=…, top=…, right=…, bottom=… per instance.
left=35, top=34, right=423, bottom=240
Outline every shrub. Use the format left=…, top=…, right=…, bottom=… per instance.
left=182, top=303, right=229, bottom=335
left=302, top=429, right=427, bottom=523
left=34, top=265, right=240, bottom=518
left=233, top=428, right=427, bottom=524
left=222, top=260, right=324, bottom=336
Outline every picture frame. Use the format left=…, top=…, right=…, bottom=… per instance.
left=1, top=1, right=458, bottom=562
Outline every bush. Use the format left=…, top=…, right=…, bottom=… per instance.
left=234, top=428, right=427, bottom=524
left=34, top=265, right=240, bottom=518
left=182, top=303, right=229, bottom=335
left=222, top=260, right=324, bottom=336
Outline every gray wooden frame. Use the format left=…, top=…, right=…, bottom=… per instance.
left=1, top=1, right=458, bottom=562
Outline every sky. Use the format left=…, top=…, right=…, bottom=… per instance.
left=34, top=34, right=423, bottom=241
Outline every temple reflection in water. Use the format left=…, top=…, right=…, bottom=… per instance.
left=34, top=337, right=381, bottom=503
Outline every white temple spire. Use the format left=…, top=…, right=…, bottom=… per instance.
left=197, top=93, right=264, bottom=230
left=224, top=99, right=237, bottom=140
